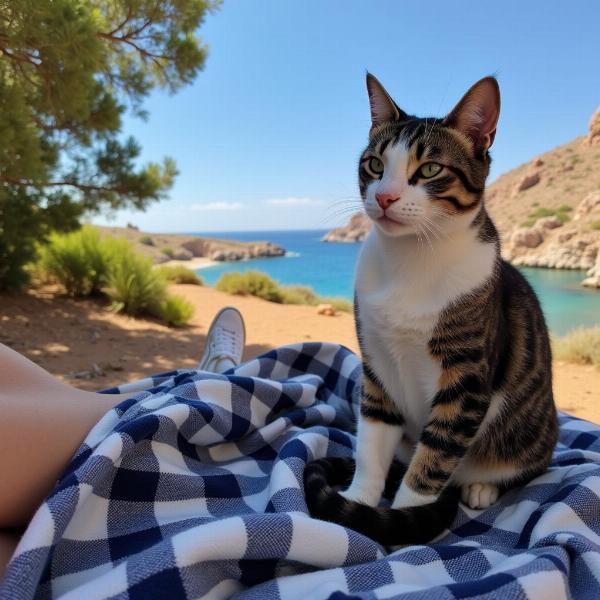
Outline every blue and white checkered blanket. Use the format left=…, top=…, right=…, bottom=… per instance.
left=2, top=342, right=600, bottom=599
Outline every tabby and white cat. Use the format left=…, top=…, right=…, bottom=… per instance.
left=305, top=74, right=558, bottom=546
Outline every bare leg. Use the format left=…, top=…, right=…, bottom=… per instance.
left=0, top=343, right=128, bottom=582
left=0, top=344, right=125, bottom=528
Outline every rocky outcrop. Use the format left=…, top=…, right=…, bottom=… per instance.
left=505, top=192, right=600, bottom=274
left=207, top=242, right=285, bottom=262
left=322, top=213, right=371, bottom=242
left=511, top=227, right=543, bottom=249
left=574, top=192, right=600, bottom=221
left=97, top=226, right=286, bottom=265
left=582, top=252, right=600, bottom=288
left=587, top=105, right=600, bottom=146
left=514, top=172, right=541, bottom=193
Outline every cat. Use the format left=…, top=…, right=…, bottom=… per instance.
left=304, top=74, right=558, bottom=546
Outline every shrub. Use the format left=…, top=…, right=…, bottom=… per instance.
left=157, top=295, right=195, bottom=327
left=528, top=206, right=571, bottom=225
left=591, top=220, right=600, bottom=231
left=106, top=249, right=167, bottom=316
left=529, top=207, right=555, bottom=219
left=215, top=272, right=353, bottom=312
left=39, top=226, right=112, bottom=296
left=280, top=285, right=319, bottom=305
left=140, top=235, right=154, bottom=246
left=157, top=265, right=203, bottom=285
left=279, top=285, right=352, bottom=312
left=552, top=327, right=600, bottom=366
left=161, top=246, right=174, bottom=258
left=215, top=271, right=283, bottom=302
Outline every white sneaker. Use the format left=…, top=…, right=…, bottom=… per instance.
left=198, top=307, right=246, bottom=373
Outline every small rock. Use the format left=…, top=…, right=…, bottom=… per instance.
left=533, top=157, right=545, bottom=167
left=536, top=216, right=563, bottom=230
left=515, top=172, right=541, bottom=193
left=558, top=230, right=575, bottom=243
left=511, top=227, right=543, bottom=248
left=317, top=303, right=337, bottom=316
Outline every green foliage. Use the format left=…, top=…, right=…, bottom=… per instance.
left=279, top=285, right=352, bottom=312
left=161, top=246, right=174, bottom=257
left=36, top=226, right=194, bottom=325
left=529, top=207, right=555, bottom=219
left=591, top=220, right=600, bottom=231
left=39, top=225, right=112, bottom=295
left=216, top=271, right=284, bottom=302
left=157, top=265, right=203, bottom=285
left=0, top=0, right=219, bottom=289
left=157, top=295, right=195, bottom=327
left=140, top=235, right=154, bottom=246
left=527, top=205, right=572, bottom=226
left=552, top=327, right=600, bottom=366
left=215, top=272, right=353, bottom=312
left=279, top=285, right=319, bottom=305
left=106, top=250, right=167, bottom=316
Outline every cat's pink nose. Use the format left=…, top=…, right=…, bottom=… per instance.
left=375, top=191, right=400, bottom=210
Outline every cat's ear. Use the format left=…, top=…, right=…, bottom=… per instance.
left=444, top=77, right=500, bottom=152
left=366, top=73, right=407, bottom=129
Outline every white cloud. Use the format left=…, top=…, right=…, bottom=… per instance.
left=189, top=202, right=243, bottom=211
left=265, top=197, right=322, bottom=207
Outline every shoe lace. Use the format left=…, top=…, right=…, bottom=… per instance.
left=210, top=325, right=241, bottom=361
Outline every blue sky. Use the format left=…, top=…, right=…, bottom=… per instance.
left=93, top=0, right=600, bottom=233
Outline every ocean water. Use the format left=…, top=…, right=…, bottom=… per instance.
left=193, top=229, right=599, bottom=336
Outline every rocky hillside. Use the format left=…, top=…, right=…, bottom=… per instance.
left=322, top=213, right=370, bottom=243
left=96, top=225, right=286, bottom=263
left=323, top=105, right=600, bottom=288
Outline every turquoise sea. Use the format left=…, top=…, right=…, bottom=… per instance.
left=193, top=229, right=599, bottom=337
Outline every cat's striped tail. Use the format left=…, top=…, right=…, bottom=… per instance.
left=304, top=457, right=460, bottom=546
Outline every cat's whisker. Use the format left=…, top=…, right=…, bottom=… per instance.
left=420, top=219, right=442, bottom=246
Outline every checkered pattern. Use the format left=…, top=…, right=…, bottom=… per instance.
left=2, top=342, right=600, bottom=600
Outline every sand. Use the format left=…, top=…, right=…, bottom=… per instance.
left=159, top=257, right=218, bottom=270
left=1, top=284, right=598, bottom=423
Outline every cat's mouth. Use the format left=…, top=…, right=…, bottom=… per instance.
left=377, top=215, right=408, bottom=227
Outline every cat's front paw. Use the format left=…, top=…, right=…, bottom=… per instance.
left=392, top=483, right=438, bottom=509
left=339, top=484, right=380, bottom=507
left=461, top=483, right=499, bottom=509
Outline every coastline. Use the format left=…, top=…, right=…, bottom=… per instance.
left=159, top=257, right=218, bottom=270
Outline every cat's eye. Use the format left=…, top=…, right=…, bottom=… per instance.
left=419, top=163, right=442, bottom=178
left=368, top=157, right=384, bottom=176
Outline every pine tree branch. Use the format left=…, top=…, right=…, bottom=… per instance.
left=1, top=177, right=129, bottom=195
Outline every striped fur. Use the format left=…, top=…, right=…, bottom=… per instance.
left=304, top=75, right=558, bottom=546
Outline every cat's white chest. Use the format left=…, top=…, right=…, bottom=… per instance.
left=357, top=279, right=441, bottom=440
left=355, top=229, right=496, bottom=440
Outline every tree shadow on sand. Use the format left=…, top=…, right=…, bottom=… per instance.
left=0, top=287, right=270, bottom=391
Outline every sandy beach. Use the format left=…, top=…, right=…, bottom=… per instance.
left=159, top=257, right=218, bottom=270
left=1, top=283, right=598, bottom=423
